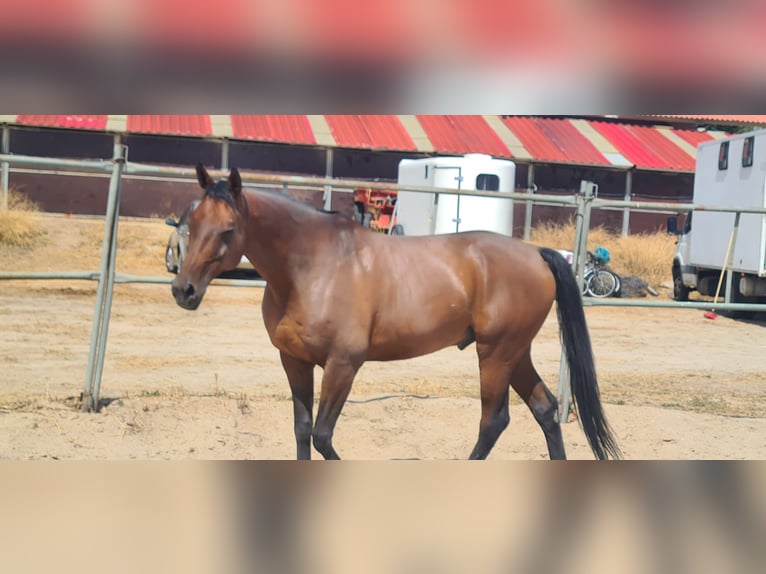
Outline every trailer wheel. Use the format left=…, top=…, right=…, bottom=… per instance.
left=725, top=274, right=756, bottom=320
left=672, top=265, right=689, bottom=301
left=390, top=224, right=404, bottom=236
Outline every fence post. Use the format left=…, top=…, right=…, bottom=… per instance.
left=580, top=181, right=596, bottom=258
left=523, top=164, right=535, bottom=240
left=572, top=181, right=597, bottom=290
left=723, top=211, right=741, bottom=305
left=221, top=138, right=230, bottom=171
left=323, top=147, right=334, bottom=210
left=557, top=181, right=596, bottom=423
left=80, top=137, right=127, bottom=412
left=621, top=170, right=633, bottom=237
left=1, top=125, right=9, bottom=209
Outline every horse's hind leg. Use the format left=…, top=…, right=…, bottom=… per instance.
left=511, top=350, right=566, bottom=460
left=312, top=358, right=359, bottom=460
left=469, top=350, right=514, bottom=460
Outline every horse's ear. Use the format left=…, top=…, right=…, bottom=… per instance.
left=196, top=162, right=214, bottom=190
left=229, top=167, right=242, bottom=198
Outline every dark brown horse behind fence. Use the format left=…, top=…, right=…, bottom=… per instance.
left=171, top=164, right=621, bottom=460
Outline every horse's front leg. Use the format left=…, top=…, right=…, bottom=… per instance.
left=312, top=357, right=360, bottom=460
left=280, top=352, right=315, bottom=460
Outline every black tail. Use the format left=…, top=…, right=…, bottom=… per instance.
left=539, top=247, right=622, bottom=460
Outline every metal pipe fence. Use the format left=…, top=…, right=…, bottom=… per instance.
left=6, top=152, right=763, bottom=212
left=1, top=153, right=765, bottom=418
left=81, top=139, right=124, bottom=411
left=0, top=270, right=265, bottom=288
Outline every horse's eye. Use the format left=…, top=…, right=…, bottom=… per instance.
left=221, top=229, right=234, bottom=241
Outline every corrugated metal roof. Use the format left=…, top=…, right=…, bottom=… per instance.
left=126, top=115, right=212, bottom=137
left=671, top=129, right=717, bottom=149
left=589, top=121, right=695, bottom=171
left=15, top=115, right=108, bottom=130
left=325, top=115, right=416, bottom=151
left=501, top=116, right=567, bottom=163
left=3, top=115, right=728, bottom=173
left=647, top=115, right=766, bottom=126
left=231, top=115, right=316, bottom=145
left=536, top=118, right=611, bottom=166
left=416, top=115, right=511, bottom=157
left=502, top=116, right=609, bottom=165
left=627, top=127, right=697, bottom=171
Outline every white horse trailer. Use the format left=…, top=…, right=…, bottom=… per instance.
left=669, top=128, right=766, bottom=311
left=395, top=154, right=516, bottom=236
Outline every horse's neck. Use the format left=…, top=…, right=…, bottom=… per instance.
left=243, top=191, right=329, bottom=290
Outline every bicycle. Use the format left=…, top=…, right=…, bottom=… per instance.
left=581, top=248, right=621, bottom=298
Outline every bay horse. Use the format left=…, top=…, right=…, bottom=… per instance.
left=172, top=164, right=621, bottom=460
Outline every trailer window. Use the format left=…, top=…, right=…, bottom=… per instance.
left=742, top=136, right=754, bottom=167
left=476, top=173, right=500, bottom=191
left=718, top=141, right=729, bottom=170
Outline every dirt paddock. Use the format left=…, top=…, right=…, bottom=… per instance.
left=1, top=215, right=765, bottom=460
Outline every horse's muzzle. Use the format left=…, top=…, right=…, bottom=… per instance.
left=172, top=279, right=202, bottom=310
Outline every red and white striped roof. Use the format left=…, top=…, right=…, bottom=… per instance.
left=2, top=115, right=738, bottom=173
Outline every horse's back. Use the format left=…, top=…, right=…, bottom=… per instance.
left=359, top=229, right=554, bottom=296
left=367, top=230, right=552, bottom=284
left=437, top=231, right=557, bottom=320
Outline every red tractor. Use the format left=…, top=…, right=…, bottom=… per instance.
left=353, top=188, right=404, bottom=235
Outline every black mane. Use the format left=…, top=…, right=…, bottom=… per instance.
left=205, top=182, right=342, bottom=218
left=203, top=180, right=237, bottom=209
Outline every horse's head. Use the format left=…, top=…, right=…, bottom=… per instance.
left=172, top=163, right=248, bottom=310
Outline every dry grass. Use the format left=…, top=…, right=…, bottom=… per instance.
left=118, top=219, right=170, bottom=274
left=81, top=216, right=169, bottom=274
left=599, top=371, right=766, bottom=418
left=0, top=188, right=46, bottom=248
left=610, top=232, right=676, bottom=287
left=529, top=218, right=676, bottom=287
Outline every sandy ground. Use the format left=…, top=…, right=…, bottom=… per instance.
left=1, top=215, right=765, bottom=460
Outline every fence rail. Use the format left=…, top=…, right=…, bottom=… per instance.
left=584, top=298, right=765, bottom=311
left=0, top=271, right=266, bottom=287
left=1, top=152, right=764, bottom=417
left=5, top=151, right=766, bottom=214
